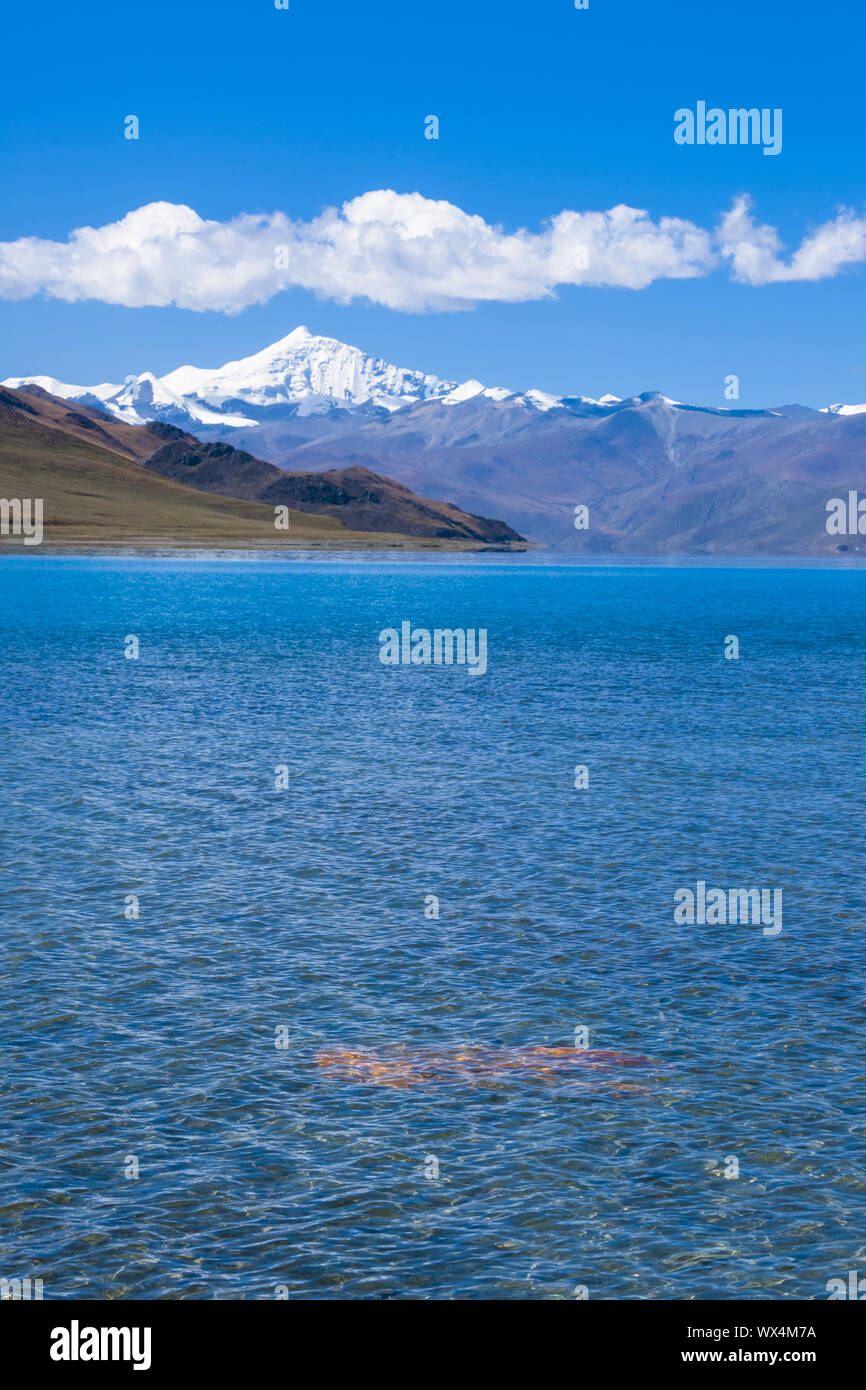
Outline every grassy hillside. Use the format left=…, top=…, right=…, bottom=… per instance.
left=0, top=406, right=480, bottom=549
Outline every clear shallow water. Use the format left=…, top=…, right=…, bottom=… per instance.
left=1, top=553, right=864, bottom=1301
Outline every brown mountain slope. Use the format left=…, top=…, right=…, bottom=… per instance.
left=2, top=385, right=525, bottom=544
left=0, top=384, right=161, bottom=459
left=142, top=432, right=523, bottom=541
left=0, top=401, right=479, bottom=549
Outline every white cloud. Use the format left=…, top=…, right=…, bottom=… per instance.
left=717, top=195, right=866, bottom=285
left=0, top=191, right=862, bottom=312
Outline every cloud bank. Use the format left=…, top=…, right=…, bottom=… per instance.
left=0, top=191, right=862, bottom=313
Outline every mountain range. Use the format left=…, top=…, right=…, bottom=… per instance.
left=2, top=326, right=573, bottom=428
left=6, top=328, right=866, bottom=553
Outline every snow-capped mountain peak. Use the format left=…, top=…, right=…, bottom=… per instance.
left=443, top=379, right=487, bottom=404
left=821, top=401, right=866, bottom=416
left=0, top=327, right=687, bottom=432
left=3, top=328, right=468, bottom=428
left=159, top=328, right=459, bottom=417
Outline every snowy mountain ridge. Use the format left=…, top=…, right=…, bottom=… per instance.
left=5, top=326, right=864, bottom=430
left=2, top=326, right=611, bottom=429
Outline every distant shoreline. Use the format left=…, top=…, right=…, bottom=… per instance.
left=2, top=547, right=863, bottom=569
left=0, top=536, right=535, bottom=554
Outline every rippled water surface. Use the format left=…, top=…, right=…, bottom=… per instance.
left=1, top=554, right=864, bottom=1300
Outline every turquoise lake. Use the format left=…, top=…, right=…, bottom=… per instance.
left=1, top=553, right=864, bottom=1299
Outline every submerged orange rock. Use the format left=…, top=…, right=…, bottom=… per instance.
left=314, top=1045, right=653, bottom=1088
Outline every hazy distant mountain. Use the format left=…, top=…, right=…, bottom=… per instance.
left=6, top=329, right=866, bottom=553
left=227, top=389, right=866, bottom=554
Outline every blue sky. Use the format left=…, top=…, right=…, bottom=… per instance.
left=1, top=0, right=864, bottom=406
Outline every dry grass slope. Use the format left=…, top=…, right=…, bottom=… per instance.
left=0, top=408, right=485, bottom=550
